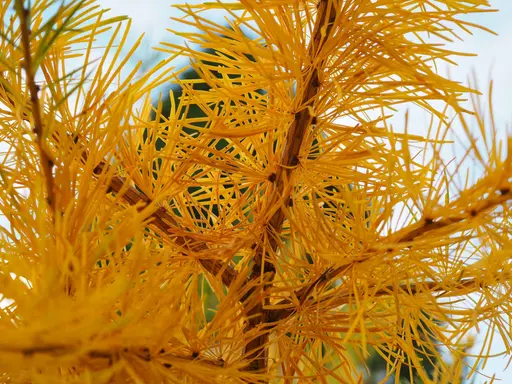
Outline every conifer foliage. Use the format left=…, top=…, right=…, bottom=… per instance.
left=0, top=0, right=510, bottom=383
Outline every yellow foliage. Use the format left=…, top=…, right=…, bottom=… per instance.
left=0, top=0, right=510, bottom=383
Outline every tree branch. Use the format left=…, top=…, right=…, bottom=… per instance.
left=243, top=0, right=338, bottom=373
left=0, top=78, right=238, bottom=288
left=267, top=270, right=512, bottom=325
left=92, top=162, right=238, bottom=287
left=0, top=343, right=226, bottom=372
left=266, top=186, right=512, bottom=323
left=16, top=0, right=56, bottom=215
left=389, top=187, right=511, bottom=245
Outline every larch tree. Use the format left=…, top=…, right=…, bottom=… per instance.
left=0, top=0, right=510, bottom=383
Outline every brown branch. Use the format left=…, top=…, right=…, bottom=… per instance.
left=16, top=0, right=56, bottom=215
left=266, top=188, right=512, bottom=324
left=392, top=188, right=511, bottom=244
left=267, top=271, right=512, bottom=325
left=92, top=162, right=238, bottom=287
left=0, top=78, right=238, bottom=287
left=243, top=0, right=338, bottom=373
left=0, top=343, right=225, bottom=371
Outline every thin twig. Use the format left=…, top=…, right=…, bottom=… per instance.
left=16, top=0, right=56, bottom=215
left=391, top=188, right=511, bottom=244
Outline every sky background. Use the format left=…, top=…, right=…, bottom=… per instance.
left=88, top=0, right=512, bottom=382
